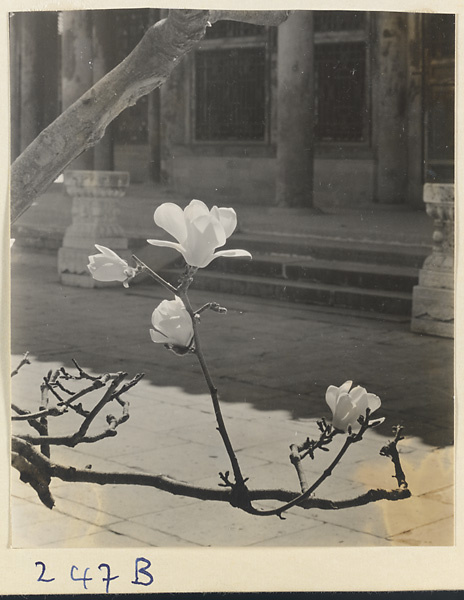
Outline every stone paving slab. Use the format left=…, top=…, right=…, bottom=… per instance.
left=128, top=500, right=322, bottom=547
left=249, top=523, right=390, bottom=547
left=51, top=481, right=203, bottom=521
left=389, top=516, right=454, bottom=546
left=9, top=248, right=454, bottom=547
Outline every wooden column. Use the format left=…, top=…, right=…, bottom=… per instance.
left=405, top=13, right=424, bottom=208
left=10, top=12, right=59, bottom=162
left=17, top=13, right=43, bottom=152
left=275, top=11, right=314, bottom=207
left=375, top=12, right=409, bottom=203
left=60, top=11, right=94, bottom=170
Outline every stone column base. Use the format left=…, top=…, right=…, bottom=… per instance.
left=411, top=285, right=454, bottom=338
left=58, top=170, right=130, bottom=288
left=410, top=183, right=454, bottom=338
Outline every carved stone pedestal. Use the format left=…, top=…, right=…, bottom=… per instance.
left=411, top=183, right=454, bottom=337
left=58, top=170, right=131, bottom=287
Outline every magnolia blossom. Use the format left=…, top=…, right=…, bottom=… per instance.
left=147, top=199, right=252, bottom=268
left=150, top=296, right=194, bottom=350
left=87, top=245, right=136, bottom=287
left=325, top=380, right=382, bottom=432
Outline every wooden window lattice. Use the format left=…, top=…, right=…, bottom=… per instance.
left=315, top=41, right=367, bottom=142
left=195, top=47, right=266, bottom=141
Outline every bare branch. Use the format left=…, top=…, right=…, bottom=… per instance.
left=132, top=255, right=177, bottom=295
left=11, top=451, right=54, bottom=509
left=380, top=425, right=409, bottom=489
left=11, top=406, right=67, bottom=422
left=10, top=352, right=30, bottom=377
left=11, top=9, right=290, bottom=223
left=11, top=404, right=45, bottom=435
left=289, top=443, right=309, bottom=493
left=209, top=10, right=291, bottom=26
left=75, top=372, right=126, bottom=439
left=11, top=437, right=411, bottom=512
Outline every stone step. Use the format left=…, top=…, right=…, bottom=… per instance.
left=210, top=253, right=419, bottom=293
left=231, top=232, right=429, bottom=268
left=160, top=269, right=413, bottom=315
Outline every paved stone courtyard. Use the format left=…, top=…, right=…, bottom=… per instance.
left=10, top=245, right=454, bottom=548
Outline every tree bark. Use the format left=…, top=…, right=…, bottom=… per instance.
left=11, top=9, right=290, bottom=223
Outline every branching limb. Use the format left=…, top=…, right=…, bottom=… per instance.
left=11, top=407, right=66, bottom=423
left=11, top=9, right=290, bottom=223
left=10, top=404, right=45, bottom=435
left=11, top=437, right=411, bottom=512
left=11, top=451, right=54, bottom=509
left=12, top=370, right=138, bottom=448
left=10, top=352, right=30, bottom=377
left=195, top=302, right=228, bottom=316
left=380, top=425, right=408, bottom=489
left=65, top=360, right=100, bottom=381
left=247, top=411, right=377, bottom=517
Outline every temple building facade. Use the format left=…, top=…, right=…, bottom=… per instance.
left=10, top=9, right=455, bottom=209
left=9, top=9, right=456, bottom=336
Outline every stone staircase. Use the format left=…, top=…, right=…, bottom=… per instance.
left=160, top=232, right=430, bottom=317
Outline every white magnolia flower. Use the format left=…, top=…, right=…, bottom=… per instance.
left=325, top=380, right=382, bottom=432
left=147, top=199, right=252, bottom=268
left=87, top=245, right=136, bottom=287
left=150, top=296, right=194, bottom=349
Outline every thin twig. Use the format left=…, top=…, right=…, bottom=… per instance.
left=12, top=407, right=67, bottom=421
left=179, top=285, right=248, bottom=500
left=11, top=404, right=44, bottom=435
left=290, top=443, right=309, bottom=493
left=74, top=373, right=126, bottom=439
left=132, top=255, right=178, bottom=295
left=380, top=425, right=408, bottom=489
left=297, top=420, right=340, bottom=460
left=70, top=359, right=100, bottom=381
left=38, top=383, right=50, bottom=458
left=10, top=352, right=30, bottom=377
left=15, top=373, right=128, bottom=448
left=195, top=302, right=227, bottom=316
left=247, top=418, right=372, bottom=517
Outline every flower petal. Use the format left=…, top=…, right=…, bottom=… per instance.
left=154, top=203, right=188, bottom=244
left=182, top=219, right=225, bottom=267
left=88, top=263, right=128, bottom=282
left=94, top=244, right=121, bottom=258
left=325, top=385, right=340, bottom=415
left=146, top=239, right=186, bottom=255
left=206, top=249, right=252, bottom=265
left=216, top=207, right=237, bottom=238
left=184, top=199, right=210, bottom=222
left=365, top=393, right=381, bottom=415
left=350, top=385, right=367, bottom=403
left=332, top=393, right=356, bottom=431
left=150, top=328, right=169, bottom=343
left=339, top=380, right=353, bottom=394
